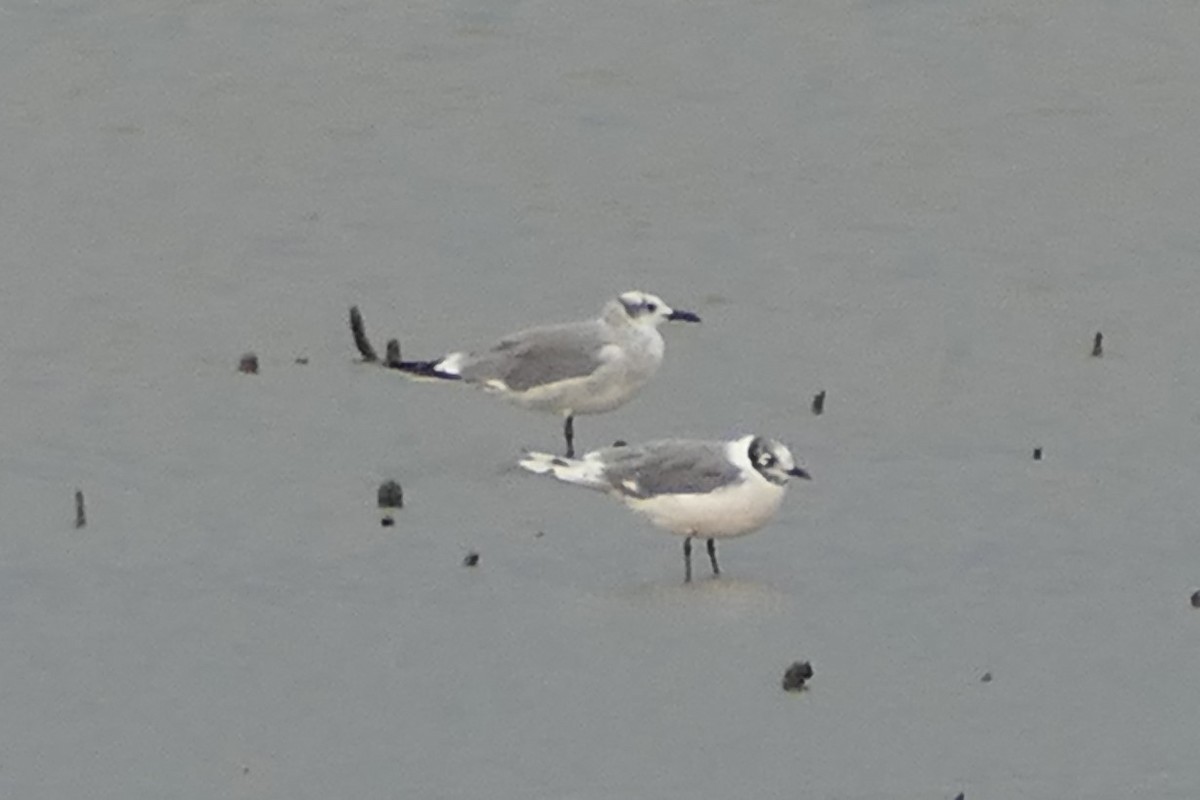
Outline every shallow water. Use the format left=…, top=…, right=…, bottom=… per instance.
left=4, top=1, right=1200, bottom=797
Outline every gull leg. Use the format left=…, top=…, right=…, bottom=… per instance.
left=563, top=415, right=576, bottom=458
left=683, top=536, right=693, bottom=583
left=706, top=538, right=720, bottom=577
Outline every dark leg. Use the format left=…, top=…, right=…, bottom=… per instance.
left=683, top=536, right=693, bottom=583
left=563, top=415, right=575, bottom=458
left=706, top=538, right=720, bottom=577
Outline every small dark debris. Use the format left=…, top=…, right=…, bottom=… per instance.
left=954, top=794, right=965, bottom=800
left=238, top=352, right=259, bottom=374
left=1033, top=447, right=1042, bottom=461
left=74, top=490, right=87, bottom=529
left=294, top=357, right=309, bottom=365
left=1191, top=590, right=1200, bottom=609
left=381, top=516, right=395, bottom=528
left=534, top=530, right=545, bottom=538
left=384, top=339, right=402, bottom=368
left=377, top=480, right=404, bottom=509
left=612, top=440, right=628, bottom=447
left=1091, top=331, right=1103, bottom=357
left=463, top=552, right=480, bottom=567
left=980, top=671, right=993, bottom=683
left=781, top=661, right=814, bottom=692
left=242, top=766, right=251, bottom=776
left=811, top=390, right=826, bottom=415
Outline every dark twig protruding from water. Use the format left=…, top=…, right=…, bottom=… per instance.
left=563, top=415, right=576, bottom=458
left=238, top=353, right=259, bottom=374
left=74, top=490, right=86, bottom=529
left=781, top=661, right=814, bottom=692
left=463, top=551, right=480, bottom=567
left=377, top=480, right=404, bottom=509
left=1033, top=447, right=1043, bottom=461
left=349, top=305, right=379, bottom=362
left=1091, top=331, right=1103, bottom=357
left=811, top=390, right=826, bottom=415
left=350, top=306, right=407, bottom=369
left=378, top=480, right=403, bottom=528
left=384, top=339, right=402, bottom=368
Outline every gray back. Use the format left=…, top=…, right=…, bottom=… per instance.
left=459, top=321, right=614, bottom=391
left=598, top=440, right=745, bottom=498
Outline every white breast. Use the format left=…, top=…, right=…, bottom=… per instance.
left=623, top=477, right=787, bottom=539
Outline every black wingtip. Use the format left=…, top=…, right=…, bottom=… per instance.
left=386, top=359, right=462, bottom=381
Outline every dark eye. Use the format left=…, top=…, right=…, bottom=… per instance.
left=646, top=303, right=657, bottom=312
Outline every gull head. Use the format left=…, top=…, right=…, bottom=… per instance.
left=747, top=437, right=812, bottom=486
left=615, top=290, right=701, bottom=328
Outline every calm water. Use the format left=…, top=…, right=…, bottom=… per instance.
left=4, top=1, right=1200, bottom=797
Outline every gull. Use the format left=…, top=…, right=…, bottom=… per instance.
left=350, top=291, right=700, bottom=456
left=519, top=435, right=811, bottom=581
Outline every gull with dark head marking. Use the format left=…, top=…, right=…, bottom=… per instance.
left=353, top=291, right=699, bottom=456
left=519, top=435, right=811, bottom=582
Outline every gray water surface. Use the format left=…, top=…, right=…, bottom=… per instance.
left=4, top=1, right=1200, bottom=797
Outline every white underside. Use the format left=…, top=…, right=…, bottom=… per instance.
left=623, top=477, right=787, bottom=538
left=496, top=366, right=647, bottom=415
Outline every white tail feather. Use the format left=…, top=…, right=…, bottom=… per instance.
left=518, top=451, right=566, bottom=475
left=518, top=451, right=609, bottom=490
left=435, top=352, right=466, bottom=377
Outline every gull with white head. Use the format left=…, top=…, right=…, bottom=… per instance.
left=350, top=291, right=700, bottom=456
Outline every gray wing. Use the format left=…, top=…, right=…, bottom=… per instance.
left=459, top=321, right=614, bottom=391
left=597, top=440, right=745, bottom=498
